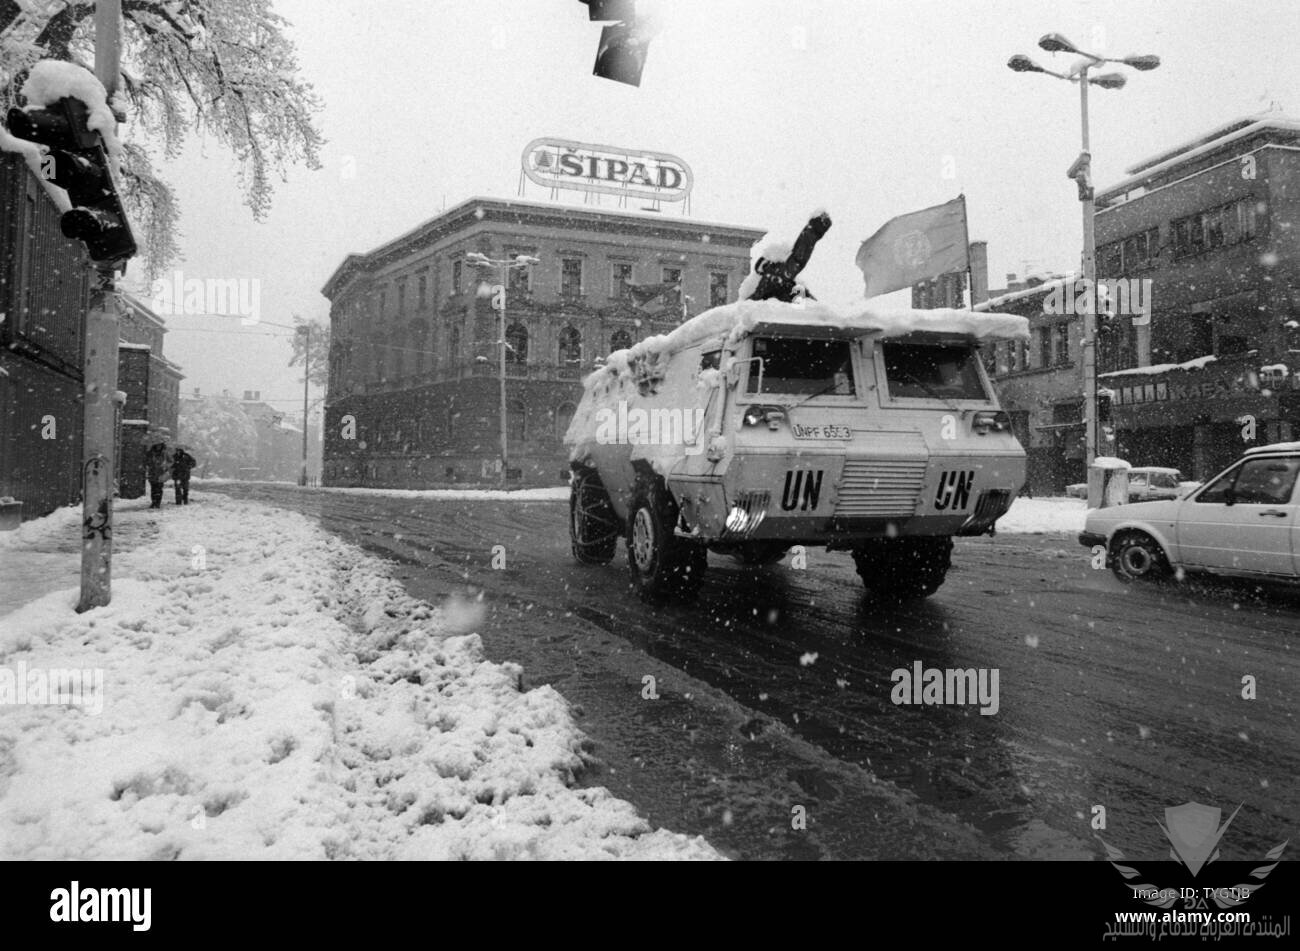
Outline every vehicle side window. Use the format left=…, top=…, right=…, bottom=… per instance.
left=1130, top=474, right=1148, bottom=486
left=1153, top=473, right=1177, bottom=488
left=1195, top=465, right=1240, bottom=504
left=1232, top=458, right=1300, bottom=505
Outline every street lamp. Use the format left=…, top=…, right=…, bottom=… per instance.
left=465, top=252, right=541, bottom=487
left=1008, top=34, right=1159, bottom=504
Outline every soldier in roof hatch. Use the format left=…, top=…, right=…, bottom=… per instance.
left=743, top=210, right=832, bottom=304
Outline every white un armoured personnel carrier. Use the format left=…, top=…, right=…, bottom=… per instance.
left=563, top=214, right=1028, bottom=603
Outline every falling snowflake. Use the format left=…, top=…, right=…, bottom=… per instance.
left=799, top=652, right=818, bottom=666
left=1138, top=725, right=1152, bottom=740
left=1025, top=634, right=1039, bottom=648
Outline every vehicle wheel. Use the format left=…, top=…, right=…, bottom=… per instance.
left=731, top=541, right=791, bottom=566
left=1109, top=531, right=1170, bottom=584
left=852, top=536, right=952, bottom=602
left=570, top=469, right=619, bottom=565
left=627, top=482, right=706, bottom=601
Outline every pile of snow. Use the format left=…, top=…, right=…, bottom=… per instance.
left=0, top=495, right=718, bottom=860
left=995, top=496, right=1087, bottom=535
left=1100, top=355, right=1217, bottom=378
left=19, top=60, right=122, bottom=158
left=1091, top=456, right=1131, bottom=471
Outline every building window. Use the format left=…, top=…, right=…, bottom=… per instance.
left=418, top=275, right=427, bottom=309
left=1173, top=198, right=1261, bottom=258
left=452, top=259, right=463, bottom=294
left=378, top=289, right=387, bottom=320
left=450, top=325, right=461, bottom=365
left=559, top=325, right=582, bottom=365
left=1038, top=327, right=1051, bottom=369
left=662, top=266, right=682, bottom=285
left=397, top=281, right=406, bottom=316
left=505, top=322, right=528, bottom=364
left=610, top=329, right=632, bottom=352
left=561, top=258, right=583, bottom=297
left=709, top=272, right=729, bottom=307
left=1055, top=323, right=1070, bottom=366
left=611, top=262, right=633, bottom=299
left=508, top=261, right=531, bottom=294
left=555, top=401, right=577, bottom=440
left=507, top=399, right=526, bottom=442
left=1016, top=340, right=1028, bottom=372
left=446, top=406, right=457, bottom=439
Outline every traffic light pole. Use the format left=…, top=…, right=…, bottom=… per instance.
left=77, top=266, right=122, bottom=612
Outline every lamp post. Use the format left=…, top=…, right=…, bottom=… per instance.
left=1008, top=35, right=1158, bottom=503
left=465, top=252, right=540, bottom=487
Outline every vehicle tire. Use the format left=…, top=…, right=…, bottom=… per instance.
left=570, top=469, right=619, bottom=565
left=1108, top=531, right=1170, bottom=584
left=852, top=536, right=953, bottom=602
left=731, top=541, right=791, bottom=566
left=627, top=481, right=706, bottom=601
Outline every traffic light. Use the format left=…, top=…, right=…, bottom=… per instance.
left=594, top=22, right=649, bottom=86
left=5, top=96, right=136, bottom=269
left=580, top=0, right=650, bottom=86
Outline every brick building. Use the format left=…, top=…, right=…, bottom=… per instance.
left=0, top=152, right=89, bottom=521
left=116, top=294, right=183, bottom=498
left=1093, top=114, right=1300, bottom=480
left=321, top=196, right=764, bottom=487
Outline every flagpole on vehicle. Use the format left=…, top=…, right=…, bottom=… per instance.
left=959, top=193, right=973, bottom=310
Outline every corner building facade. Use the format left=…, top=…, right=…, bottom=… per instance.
left=321, top=197, right=764, bottom=487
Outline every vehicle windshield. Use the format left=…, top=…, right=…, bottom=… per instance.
left=746, top=337, right=855, bottom=397
left=882, top=342, right=989, bottom=401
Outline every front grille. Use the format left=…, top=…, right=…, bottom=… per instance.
left=833, top=458, right=926, bottom=518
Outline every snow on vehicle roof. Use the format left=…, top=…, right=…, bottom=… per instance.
left=583, top=299, right=1028, bottom=392
left=1092, top=456, right=1132, bottom=470
left=1244, top=441, right=1300, bottom=455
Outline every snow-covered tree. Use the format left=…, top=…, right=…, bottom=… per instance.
left=0, top=0, right=324, bottom=278
left=288, top=314, right=329, bottom=388
left=177, top=394, right=258, bottom=478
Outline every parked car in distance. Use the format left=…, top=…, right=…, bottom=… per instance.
left=1066, top=466, right=1186, bottom=501
left=1126, top=467, right=1184, bottom=502
left=1079, top=443, right=1300, bottom=584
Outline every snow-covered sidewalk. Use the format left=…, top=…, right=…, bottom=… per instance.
left=0, top=494, right=719, bottom=860
left=995, top=496, right=1087, bottom=535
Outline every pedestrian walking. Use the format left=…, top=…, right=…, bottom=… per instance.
left=171, top=447, right=196, bottom=505
left=144, top=441, right=171, bottom=509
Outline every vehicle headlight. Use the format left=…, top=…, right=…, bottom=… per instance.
left=743, top=404, right=786, bottom=430
left=972, top=410, right=1011, bottom=434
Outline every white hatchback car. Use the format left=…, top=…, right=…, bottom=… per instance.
left=1080, top=443, right=1300, bottom=583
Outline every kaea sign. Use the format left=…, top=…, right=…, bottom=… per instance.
left=522, top=137, right=693, bottom=203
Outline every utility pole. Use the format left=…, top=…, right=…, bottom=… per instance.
left=299, top=322, right=310, bottom=486
left=78, top=0, right=124, bottom=613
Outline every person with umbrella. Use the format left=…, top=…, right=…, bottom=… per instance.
left=144, top=440, right=172, bottom=509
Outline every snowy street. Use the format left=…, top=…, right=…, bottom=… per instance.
left=184, top=483, right=1299, bottom=861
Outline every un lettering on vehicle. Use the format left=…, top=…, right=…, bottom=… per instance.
left=934, top=469, right=974, bottom=511
left=781, top=469, right=824, bottom=511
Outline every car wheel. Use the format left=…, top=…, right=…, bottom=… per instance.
left=627, top=481, right=706, bottom=602
left=570, top=468, right=619, bottom=565
left=1109, top=532, right=1170, bottom=584
left=852, top=536, right=953, bottom=602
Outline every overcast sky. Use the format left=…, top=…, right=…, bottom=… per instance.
left=145, top=0, right=1300, bottom=415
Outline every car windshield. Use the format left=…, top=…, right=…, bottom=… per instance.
left=882, top=342, right=988, bottom=401
left=746, top=337, right=855, bottom=397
